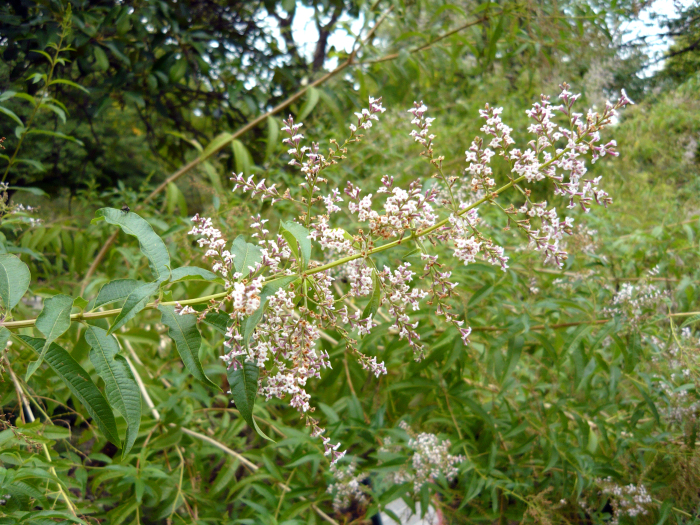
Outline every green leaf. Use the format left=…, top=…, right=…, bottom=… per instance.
left=298, top=86, right=320, bottom=121
left=47, top=79, right=89, bottom=92
left=200, top=132, right=233, bottom=160
left=226, top=361, right=273, bottom=441
left=165, top=182, right=187, bottom=217
left=7, top=186, right=48, bottom=197
left=170, top=266, right=223, bottom=284
left=362, top=269, right=381, bottom=320
left=39, top=101, right=66, bottom=123
left=265, top=116, right=279, bottom=161
left=0, top=106, right=23, bottom=127
left=202, top=312, right=231, bottom=335
left=17, top=335, right=121, bottom=447
left=94, top=46, right=109, bottom=71
left=0, top=91, right=16, bottom=102
left=10, top=158, right=45, bottom=171
left=681, top=313, right=700, bottom=327
left=26, top=129, right=84, bottom=146
left=232, top=139, right=253, bottom=177
left=242, top=275, right=298, bottom=347
left=85, top=326, right=141, bottom=457
left=93, top=208, right=171, bottom=280
left=280, top=221, right=311, bottom=269
left=0, top=254, right=31, bottom=312
left=107, top=281, right=160, bottom=335
left=26, top=294, right=73, bottom=380
left=158, top=305, right=219, bottom=389
left=231, top=235, right=262, bottom=278
left=93, top=279, right=144, bottom=310
left=0, top=327, right=11, bottom=349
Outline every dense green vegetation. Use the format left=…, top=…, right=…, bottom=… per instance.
left=0, top=1, right=699, bottom=524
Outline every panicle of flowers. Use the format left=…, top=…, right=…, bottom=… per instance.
left=381, top=421, right=465, bottom=493
left=231, top=172, right=283, bottom=204
left=189, top=214, right=235, bottom=283
left=381, top=263, right=429, bottom=360
left=596, top=477, right=653, bottom=525
left=602, top=267, right=667, bottom=324
left=654, top=326, right=700, bottom=425
left=327, top=462, right=369, bottom=512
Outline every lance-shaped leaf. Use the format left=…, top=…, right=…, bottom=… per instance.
left=107, top=281, right=160, bottom=335
left=85, top=326, right=141, bottom=457
left=231, top=235, right=262, bottom=278
left=202, top=312, right=231, bottom=335
left=26, top=294, right=74, bottom=380
left=362, top=270, right=381, bottom=320
left=170, top=266, right=224, bottom=284
left=18, top=335, right=121, bottom=447
left=226, top=361, right=273, bottom=441
left=92, top=279, right=144, bottom=310
left=92, top=208, right=171, bottom=280
left=0, top=253, right=31, bottom=312
left=158, top=305, right=219, bottom=390
left=280, top=221, right=311, bottom=269
left=0, top=327, right=10, bottom=349
left=242, top=275, right=298, bottom=347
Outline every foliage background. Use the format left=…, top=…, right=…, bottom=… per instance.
left=0, top=0, right=699, bottom=524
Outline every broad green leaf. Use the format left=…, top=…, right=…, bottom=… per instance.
left=232, top=139, right=253, bottom=176
left=107, top=281, right=160, bottom=335
left=362, top=269, right=381, bottom=320
left=298, top=86, right=320, bottom=121
left=280, top=221, right=311, bottom=269
left=93, top=208, right=171, bottom=280
left=158, top=305, right=219, bottom=389
left=265, top=115, right=279, bottom=161
left=0, top=254, right=31, bottom=312
left=231, top=235, right=262, bottom=278
left=18, top=335, right=121, bottom=447
left=202, top=311, right=231, bottom=334
left=94, top=46, right=109, bottom=71
left=93, top=279, right=144, bottom=310
left=226, top=361, right=273, bottom=441
left=26, top=294, right=73, bottom=380
left=201, top=132, right=233, bottom=160
left=170, top=266, right=223, bottom=284
left=85, top=326, right=141, bottom=457
left=0, top=327, right=11, bottom=349
left=242, top=275, right=298, bottom=347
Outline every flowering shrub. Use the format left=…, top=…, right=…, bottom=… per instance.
left=182, top=85, right=633, bottom=464
left=2, top=77, right=700, bottom=525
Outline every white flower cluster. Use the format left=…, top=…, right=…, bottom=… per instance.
left=381, top=421, right=465, bottom=493
left=326, top=463, right=369, bottom=512
left=603, top=269, right=667, bottom=324
left=597, top=477, right=653, bottom=525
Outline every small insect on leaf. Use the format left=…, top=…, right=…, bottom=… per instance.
left=121, top=204, right=130, bottom=213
